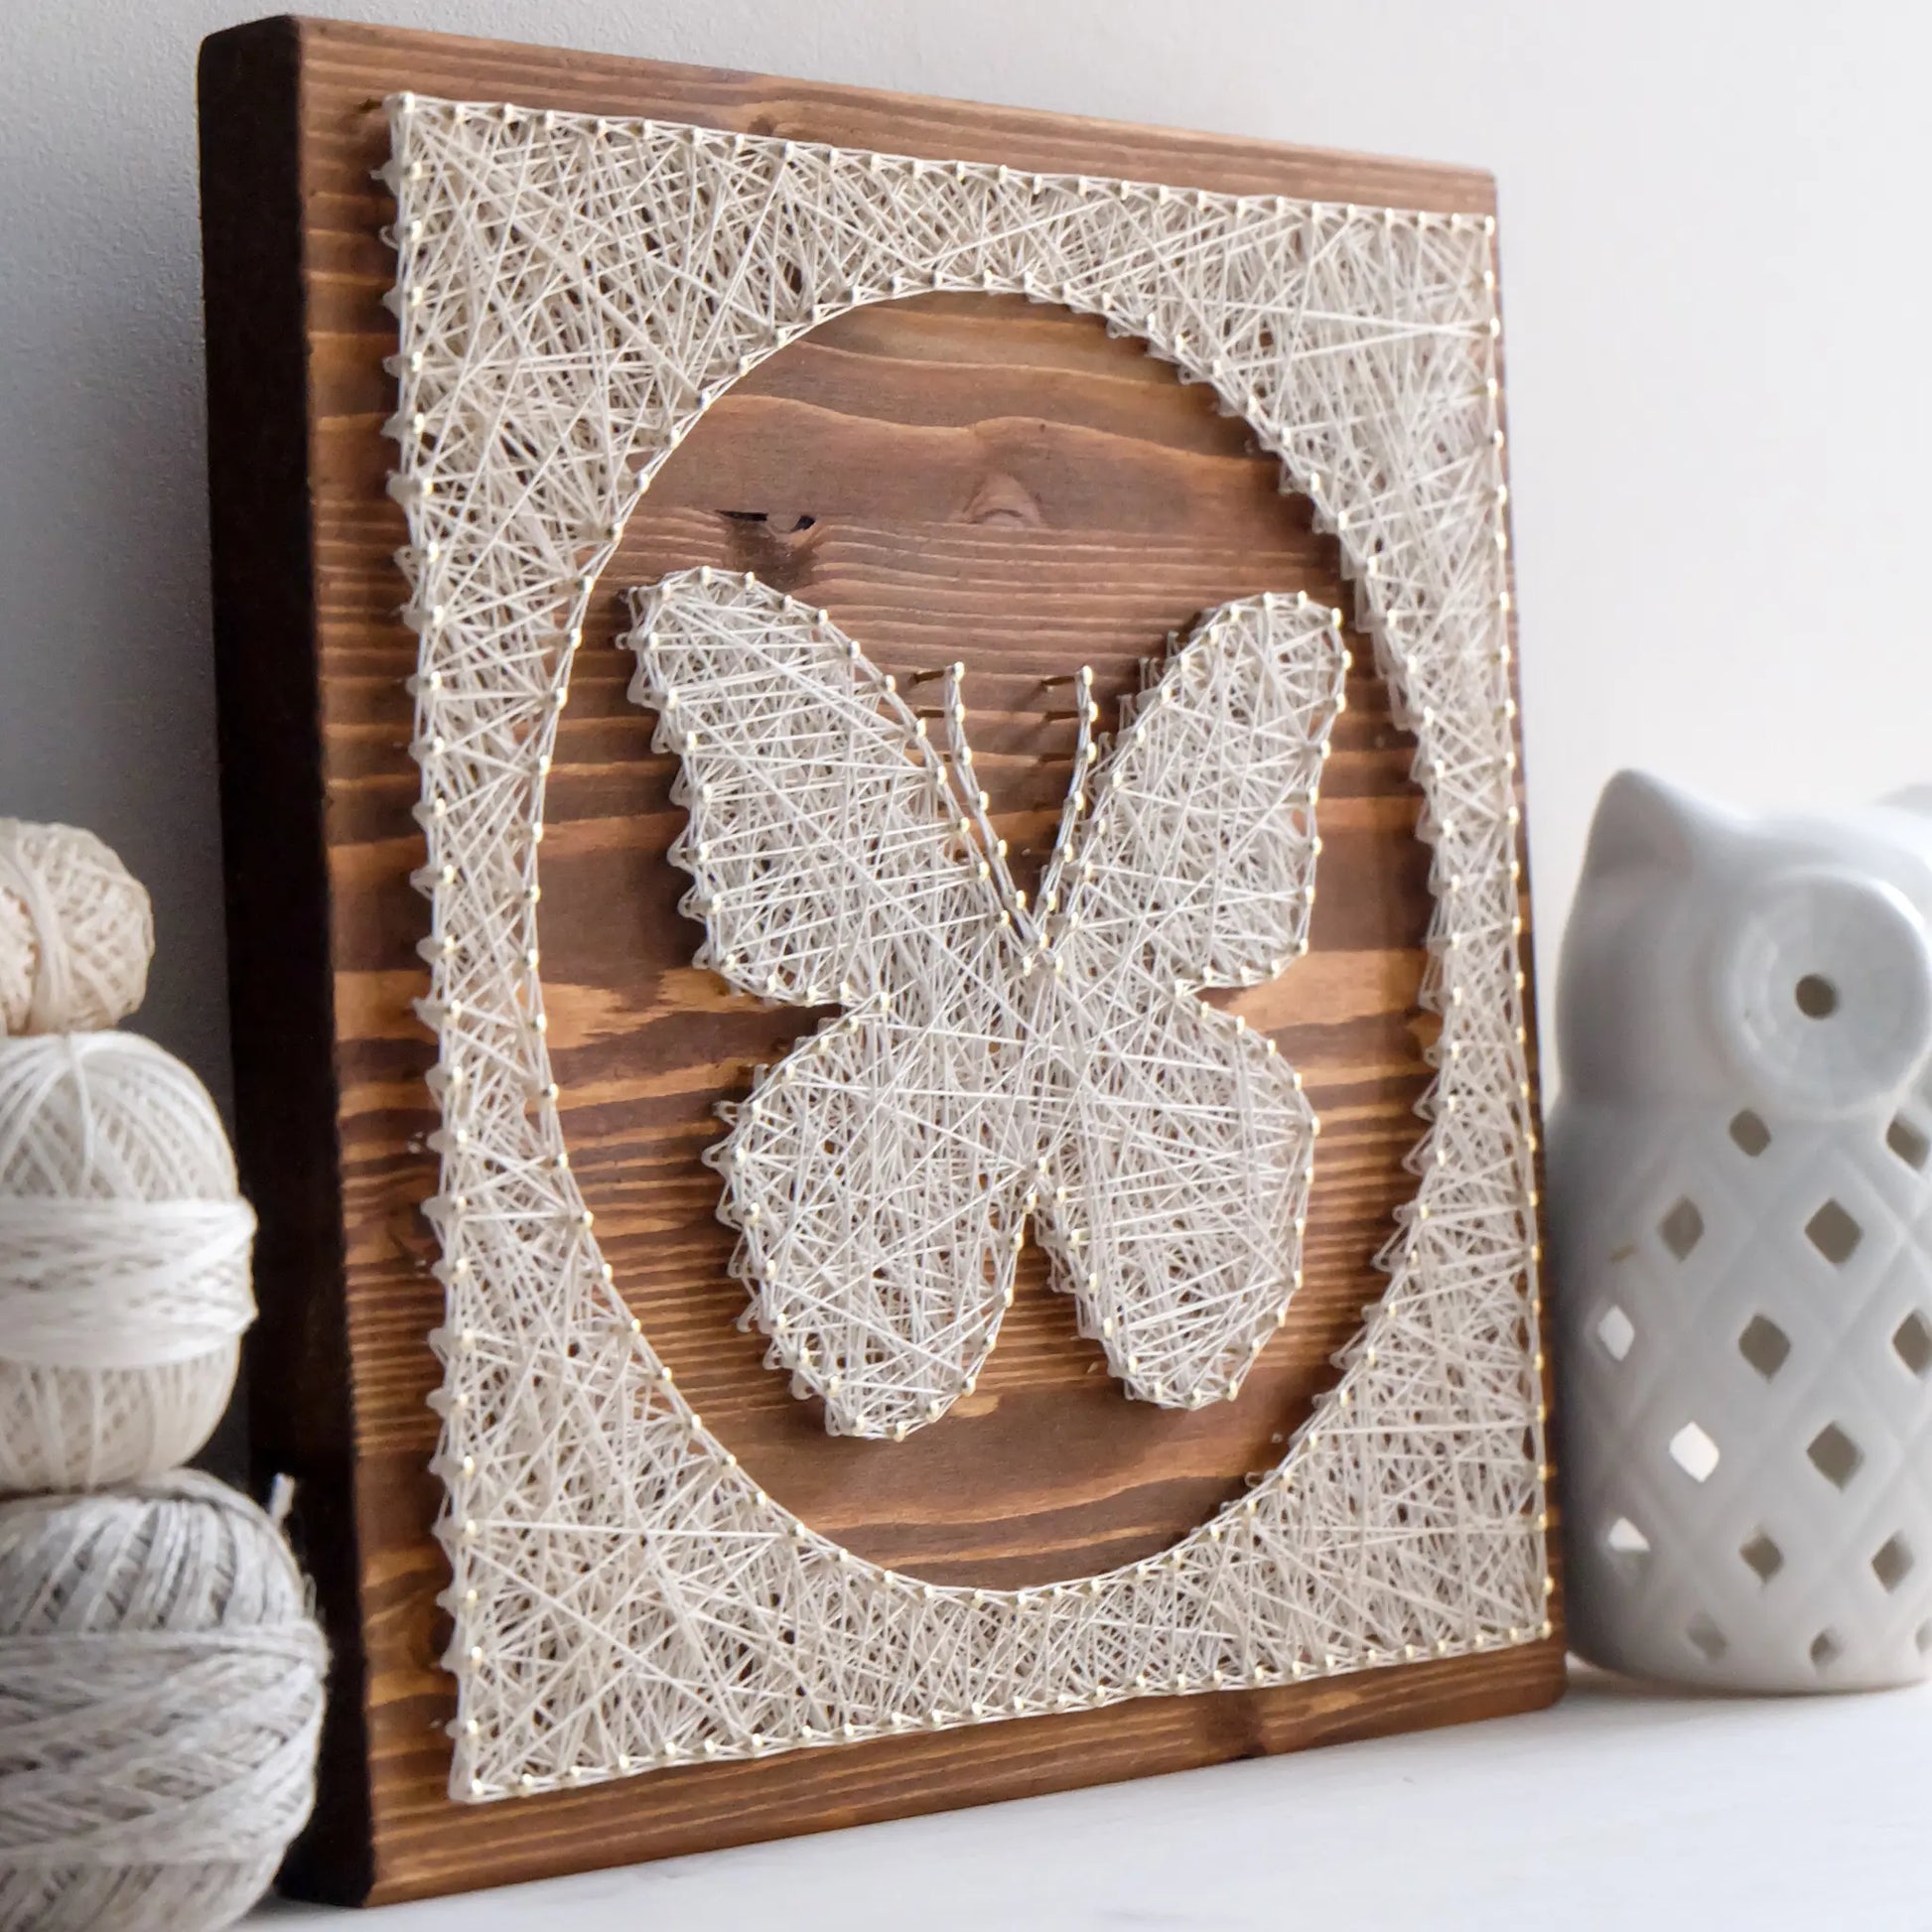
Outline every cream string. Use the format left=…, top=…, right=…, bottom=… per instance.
left=382, top=94, right=1547, bottom=1801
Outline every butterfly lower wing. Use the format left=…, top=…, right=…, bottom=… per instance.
left=1035, top=965, right=1314, bottom=1406
left=716, top=974, right=1032, bottom=1439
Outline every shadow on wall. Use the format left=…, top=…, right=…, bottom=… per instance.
left=0, top=64, right=229, bottom=1093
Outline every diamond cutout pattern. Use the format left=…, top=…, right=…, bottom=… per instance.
left=1686, top=1611, right=1727, bottom=1662
left=1659, top=1197, right=1705, bottom=1260
left=1668, top=1421, right=1721, bottom=1483
left=1605, top=1516, right=1650, bottom=1556
left=1807, top=1423, right=1863, bottom=1489
left=1739, top=1530, right=1784, bottom=1584
left=1893, top=1311, right=1932, bottom=1378
left=1595, top=1304, right=1635, bottom=1363
left=1565, top=1097, right=1932, bottom=1690
left=1872, top=1535, right=1914, bottom=1593
left=1738, top=1314, right=1791, bottom=1380
left=1805, top=1199, right=1863, bottom=1267
left=1887, top=1115, right=1929, bottom=1171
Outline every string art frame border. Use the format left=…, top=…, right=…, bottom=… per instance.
left=382, top=91, right=1550, bottom=1804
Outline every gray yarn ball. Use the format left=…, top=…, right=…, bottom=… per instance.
left=0, top=1470, right=327, bottom=1931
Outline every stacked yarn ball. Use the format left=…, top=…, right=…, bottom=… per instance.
left=0, top=1473, right=328, bottom=1931
left=0, top=818, right=152, bottom=1035
left=0, top=1033, right=256, bottom=1491
left=0, top=818, right=324, bottom=1931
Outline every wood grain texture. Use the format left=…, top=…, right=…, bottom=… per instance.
left=199, top=15, right=1560, bottom=1906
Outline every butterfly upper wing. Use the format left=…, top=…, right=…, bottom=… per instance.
left=1034, top=595, right=1347, bottom=1408
left=623, top=570, right=995, bottom=1012
left=1044, top=594, right=1347, bottom=988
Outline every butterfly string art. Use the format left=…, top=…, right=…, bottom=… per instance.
left=368, top=92, right=1552, bottom=1801
left=625, top=571, right=1348, bottom=1438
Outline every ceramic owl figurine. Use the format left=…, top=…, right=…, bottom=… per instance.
left=1552, top=771, right=1932, bottom=1691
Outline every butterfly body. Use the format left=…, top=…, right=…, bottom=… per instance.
left=629, top=572, right=1344, bottom=1438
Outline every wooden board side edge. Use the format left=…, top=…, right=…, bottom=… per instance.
left=199, top=15, right=377, bottom=1905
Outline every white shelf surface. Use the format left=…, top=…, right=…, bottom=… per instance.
left=255, top=1668, right=1932, bottom=1929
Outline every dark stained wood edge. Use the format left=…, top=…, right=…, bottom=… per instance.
left=199, top=16, right=375, bottom=1904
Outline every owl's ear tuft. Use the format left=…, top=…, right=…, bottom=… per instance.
left=1882, top=784, right=1932, bottom=820
left=1582, top=769, right=1732, bottom=880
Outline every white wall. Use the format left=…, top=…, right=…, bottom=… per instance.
left=5, top=0, right=1930, bottom=1092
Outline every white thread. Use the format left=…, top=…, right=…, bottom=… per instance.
left=0, top=1035, right=257, bottom=1492
left=628, top=581, right=1340, bottom=1434
left=0, top=820, right=152, bottom=1035
left=382, top=95, right=1547, bottom=1800
left=0, top=1470, right=326, bottom=1932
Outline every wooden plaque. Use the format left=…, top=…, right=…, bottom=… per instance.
left=199, top=15, right=1560, bottom=1906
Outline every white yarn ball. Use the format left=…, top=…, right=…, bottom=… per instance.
left=0, top=820, right=154, bottom=1035
left=0, top=1470, right=327, bottom=1931
left=0, top=1034, right=256, bottom=1493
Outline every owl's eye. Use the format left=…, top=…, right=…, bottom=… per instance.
left=1793, top=973, right=1840, bottom=1020
left=1714, top=870, right=1932, bottom=1115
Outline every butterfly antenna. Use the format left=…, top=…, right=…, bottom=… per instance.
left=940, top=662, right=1031, bottom=927
left=1036, top=664, right=1098, bottom=920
